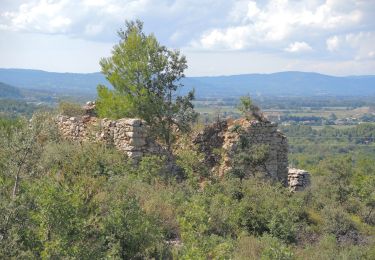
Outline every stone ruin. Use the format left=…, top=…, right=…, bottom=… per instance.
left=193, top=119, right=289, bottom=185
left=56, top=102, right=164, bottom=160
left=288, top=168, right=311, bottom=192
left=56, top=102, right=310, bottom=191
left=193, top=119, right=311, bottom=190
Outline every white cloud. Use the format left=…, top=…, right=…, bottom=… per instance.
left=345, top=31, right=375, bottom=60
left=0, top=0, right=149, bottom=36
left=195, top=26, right=252, bottom=50
left=1, top=0, right=72, bottom=33
left=284, top=41, right=312, bottom=53
left=325, top=31, right=375, bottom=60
left=0, top=0, right=374, bottom=75
left=193, top=0, right=369, bottom=51
left=326, top=35, right=339, bottom=51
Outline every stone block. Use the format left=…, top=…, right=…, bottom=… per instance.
left=123, top=118, right=143, bottom=127
left=129, top=137, right=147, bottom=146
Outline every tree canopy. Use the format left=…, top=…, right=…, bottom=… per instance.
left=96, top=20, right=197, bottom=150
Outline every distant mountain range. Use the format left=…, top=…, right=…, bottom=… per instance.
left=0, top=69, right=107, bottom=95
left=0, top=68, right=374, bottom=98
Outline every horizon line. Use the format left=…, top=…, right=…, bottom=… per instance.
left=0, top=67, right=374, bottom=78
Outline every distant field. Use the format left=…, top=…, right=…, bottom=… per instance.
left=195, top=106, right=237, bottom=114
left=311, top=125, right=358, bottom=130
left=196, top=104, right=373, bottom=120
left=288, top=109, right=369, bottom=118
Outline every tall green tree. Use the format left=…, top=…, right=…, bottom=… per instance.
left=96, top=20, right=197, bottom=151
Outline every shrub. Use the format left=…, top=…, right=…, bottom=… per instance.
left=321, top=205, right=358, bottom=242
left=58, top=101, right=85, bottom=117
left=234, top=235, right=263, bottom=259
left=260, top=235, right=294, bottom=260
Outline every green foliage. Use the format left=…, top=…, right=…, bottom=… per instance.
left=134, top=155, right=167, bottom=184
left=234, top=235, right=264, bottom=259
left=103, top=186, right=165, bottom=259
left=31, top=177, right=103, bottom=258
left=236, top=178, right=302, bottom=243
left=0, top=99, right=45, bottom=118
left=177, top=194, right=234, bottom=259
left=234, top=235, right=294, bottom=260
left=237, top=95, right=264, bottom=121
left=320, top=204, right=359, bottom=242
left=260, top=235, right=295, bottom=260
left=96, top=20, right=197, bottom=150
left=1, top=100, right=375, bottom=258
left=229, top=141, right=270, bottom=181
left=58, top=101, right=85, bottom=117
left=96, top=86, right=132, bottom=119
left=175, top=139, right=209, bottom=187
left=0, top=116, right=24, bottom=136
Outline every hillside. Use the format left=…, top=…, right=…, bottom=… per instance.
left=182, top=72, right=375, bottom=97
left=0, top=68, right=375, bottom=97
left=0, top=69, right=108, bottom=95
left=0, top=82, right=23, bottom=99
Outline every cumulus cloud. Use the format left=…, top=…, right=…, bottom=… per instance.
left=192, top=0, right=372, bottom=52
left=194, top=26, right=252, bottom=50
left=0, top=0, right=374, bottom=74
left=0, top=0, right=149, bottom=38
left=1, top=0, right=373, bottom=50
left=1, top=0, right=72, bottom=33
left=0, top=0, right=234, bottom=44
left=345, top=31, right=375, bottom=60
left=284, top=42, right=312, bottom=53
left=325, top=31, right=375, bottom=60
left=326, top=36, right=340, bottom=52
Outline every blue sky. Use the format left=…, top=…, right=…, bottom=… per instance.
left=0, top=0, right=374, bottom=76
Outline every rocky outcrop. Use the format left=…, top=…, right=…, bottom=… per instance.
left=288, top=168, right=310, bottom=191
left=194, top=119, right=289, bottom=185
left=56, top=102, right=164, bottom=160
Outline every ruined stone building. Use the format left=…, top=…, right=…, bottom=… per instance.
left=193, top=119, right=289, bottom=185
left=56, top=102, right=310, bottom=191
left=56, top=102, right=163, bottom=160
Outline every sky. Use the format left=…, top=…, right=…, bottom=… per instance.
left=0, top=0, right=374, bottom=76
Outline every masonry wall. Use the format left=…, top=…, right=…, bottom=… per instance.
left=194, top=119, right=289, bottom=185
left=57, top=103, right=308, bottom=190
left=56, top=115, right=163, bottom=159
left=288, top=168, right=311, bottom=191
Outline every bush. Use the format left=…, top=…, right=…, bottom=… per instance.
left=322, top=206, right=357, bottom=238
left=260, top=235, right=294, bottom=260
left=234, top=235, right=294, bottom=260
left=234, top=235, right=263, bottom=259
left=58, top=101, right=84, bottom=117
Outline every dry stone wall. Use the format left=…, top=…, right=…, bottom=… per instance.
left=57, top=102, right=310, bottom=191
left=288, top=168, right=311, bottom=191
left=194, top=119, right=289, bottom=185
left=56, top=103, right=163, bottom=160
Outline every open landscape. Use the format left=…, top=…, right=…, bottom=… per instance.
left=1, top=0, right=375, bottom=259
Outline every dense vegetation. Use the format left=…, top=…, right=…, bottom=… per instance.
left=281, top=124, right=375, bottom=168
left=0, top=108, right=374, bottom=259
left=0, top=99, right=48, bottom=118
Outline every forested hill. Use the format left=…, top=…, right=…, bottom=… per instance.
left=0, top=68, right=375, bottom=97
left=0, top=69, right=108, bottom=95
left=183, top=72, right=375, bottom=97
left=0, top=82, right=23, bottom=98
